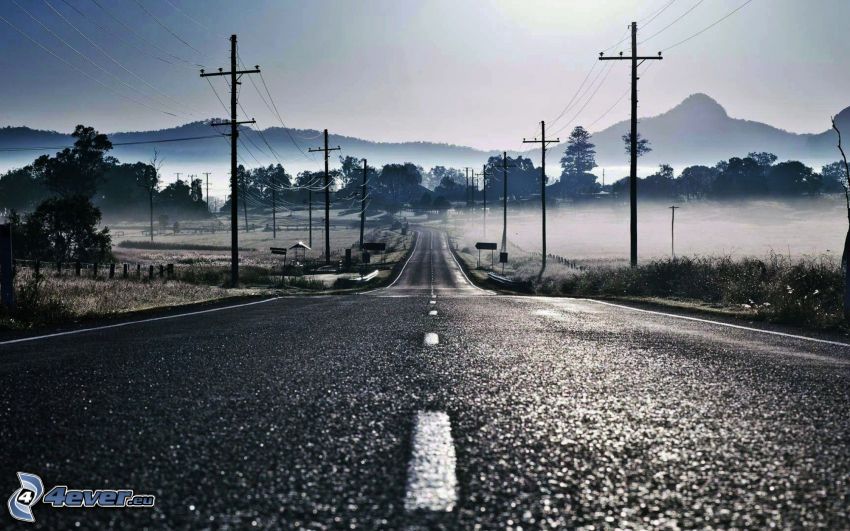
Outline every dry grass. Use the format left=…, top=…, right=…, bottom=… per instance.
left=2, top=269, right=231, bottom=330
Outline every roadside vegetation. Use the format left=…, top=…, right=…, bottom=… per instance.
left=469, top=251, right=845, bottom=331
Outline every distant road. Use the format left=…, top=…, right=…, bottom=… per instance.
left=2, top=227, right=849, bottom=528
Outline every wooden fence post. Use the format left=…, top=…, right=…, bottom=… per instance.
left=75, top=261, right=81, bottom=277
left=0, top=224, right=13, bottom=309
left=123, top=263, right=128, bottom=278
left=109, top=263, right=115, bottom=279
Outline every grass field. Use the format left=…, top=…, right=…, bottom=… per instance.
left=2, top=209, right=414, bottom=329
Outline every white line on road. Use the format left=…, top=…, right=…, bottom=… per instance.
left=0, top=297, right=282, bottom=347
left=429, top=300, right=436, bottom=305
left=582, top=298, right=850, bottom=348
left=361, top=230, right=420, bottom=294
left=429, top=310, right=438, bottom=316
left=444, top=233, right=492, bottom=294
left=404, top=411, right=457, bottom=512
left=424, top=333, right=439, bottom=346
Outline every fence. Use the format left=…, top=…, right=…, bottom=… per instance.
left=12, top=259, right=176, bottom=280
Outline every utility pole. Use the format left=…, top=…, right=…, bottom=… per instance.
left=523, top=121, right=559, bottom=275
left=600, top=22, right=662, bottom=267
left=308, top=187, right=312, bottom=248
left=200, top=34, right=260, bottom=287
left=500, top=152, right=516, bottom=255
left=360, top=158, right=368, bottom=249
left=174, top=172, right=182, bottom=183
left=476, top=164, right=492, bottom=239
left=602, top=168, right=605, bottom=188
left=308, top=129, right=341, bottom=265
left=271, top=169, right=276, bottom=239
left=203, top=172, right=211, bottom=213
left=669, top=205, right=679, bottom=259
left=463, top=167, right=473, bottom=208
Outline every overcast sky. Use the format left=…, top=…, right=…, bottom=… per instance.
left=0, top=0, right=847, bottom=151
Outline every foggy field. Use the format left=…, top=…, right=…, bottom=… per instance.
left=447, top=196, right=849, bottom=264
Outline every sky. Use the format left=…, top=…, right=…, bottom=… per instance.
left=0, top=0, right=847, bottom=153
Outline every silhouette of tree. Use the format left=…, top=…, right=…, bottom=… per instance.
left=677, top=165, right=717, bottom=199
left=831, top=116, right=850, bottom=321
left=622, top=132, right=652, bottom=158
left=560, top=126, right=597, bottom=176
left=19, top=195, right=111, bottom=263
left=767, top=161, right=821, bottom=195
left=821, top=161, right=847, bottom=193
left=32, top=125, right=113, bottom=198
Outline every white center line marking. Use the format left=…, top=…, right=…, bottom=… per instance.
left=429, top=300, right=436, bottom=305
left=429, top=310, right=438, bottom=316
left=404, top=411, right=457, bottom=513
left=423, top=333, right=439, bottom=346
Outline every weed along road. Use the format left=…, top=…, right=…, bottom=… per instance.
left=2, top=227, right=850, bottom=528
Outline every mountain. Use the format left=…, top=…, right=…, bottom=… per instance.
left=0, top=121, right=498, bottom=176
left=1, top=94, right=848, bottom=177
left=574, top=93, right=848, bottom=169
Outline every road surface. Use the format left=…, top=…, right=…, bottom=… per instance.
left=2, top=227, right=849, bottom=528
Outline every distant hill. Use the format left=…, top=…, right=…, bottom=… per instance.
left=571, top=93, right=849, bottom=169
left=1, top=94, right=848, bottom=176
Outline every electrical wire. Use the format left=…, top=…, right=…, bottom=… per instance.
left=43, top=0, right=197, bottom=116
left=661, top=0, right=754, bottom=51
left=639, top=0, right=706, bottom=44
left=0, top=12, right=176, bottom=117
left=0, top=133, right=226, bottom=152
left=130, top=0, right=205, bottom=58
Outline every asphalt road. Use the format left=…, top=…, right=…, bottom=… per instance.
left=2, top=227, right=849, bottom=529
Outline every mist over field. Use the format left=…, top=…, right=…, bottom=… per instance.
left=450, top=196, right=848, bottom=263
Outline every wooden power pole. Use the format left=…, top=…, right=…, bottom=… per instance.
left=477, top=164, right=492, bottom=240
left=669, top=205, right=679, bottom=259
left=600, top=22, right=662, bottom=267
left=308, top=129, right=341, bottom=265
left=360, top=159, right=368, bottom=249
left=200, top=34, right=260, bottom=287
left=500, top=152, right=516, bottom=254
left=523, top=121, right=559, bottom=275
left=203, top=172, right=211, bottom=213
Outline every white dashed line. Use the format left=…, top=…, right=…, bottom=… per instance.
left=404, top=411, right=457, bottom=512
left=423, top=333, right=439, bottom=346
left=429, top=300, right=437, bottom=305
left=429, top=310, right=438, bottom=316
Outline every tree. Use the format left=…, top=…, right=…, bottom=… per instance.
left=622, top=132, right=652, bottom=158
left=557, top=126, right=599, bottom=198
left=678, top=165, right=717, bottom=199
left=640, top=164, right=676, bottom=198
left=20, top=195, right=111, bottom=263
left=821, top=162, right=847, bottom=193
left=560, top=126, right=597, bottom=176
left=831, top=117, right=850, bottom=321
left=748, top=151, right=778, bottom=170
left=32, top=125, right=113, bottom=198
left=767, top=160, right=820, bottom=195
left=711, top=156, right=765, bottom=197
left=0, top=166, right=47, bottom=212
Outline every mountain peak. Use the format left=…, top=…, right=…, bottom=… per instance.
left=675, top=93, right=727, bottom=117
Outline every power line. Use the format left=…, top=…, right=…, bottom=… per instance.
left=0, top=12, right=176, bottom=117
left=88, top=0, right=199, bottom=68
left=638, top=0, right=678, bottom=27
left=639, top=0, right=706, bottom=44
left=551, top=61, right=616, bottom=137
left=0, top=133, right=225, bottom=152
left=130, top=0, right=205, bottom=58
left=58, top=0, right=174, bottom=65
left=13, top=0, right=182, bottom=116
left=257, top=72, right=316, bottom=162
left=661, top=0, right=754, bottom=51
left=43, top=0, right=197, bottom=116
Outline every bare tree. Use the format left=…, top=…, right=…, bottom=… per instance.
left=831, top=117, right=850, bottom=320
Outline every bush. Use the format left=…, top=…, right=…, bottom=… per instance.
left=541, top=253, right=844, bottom=329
